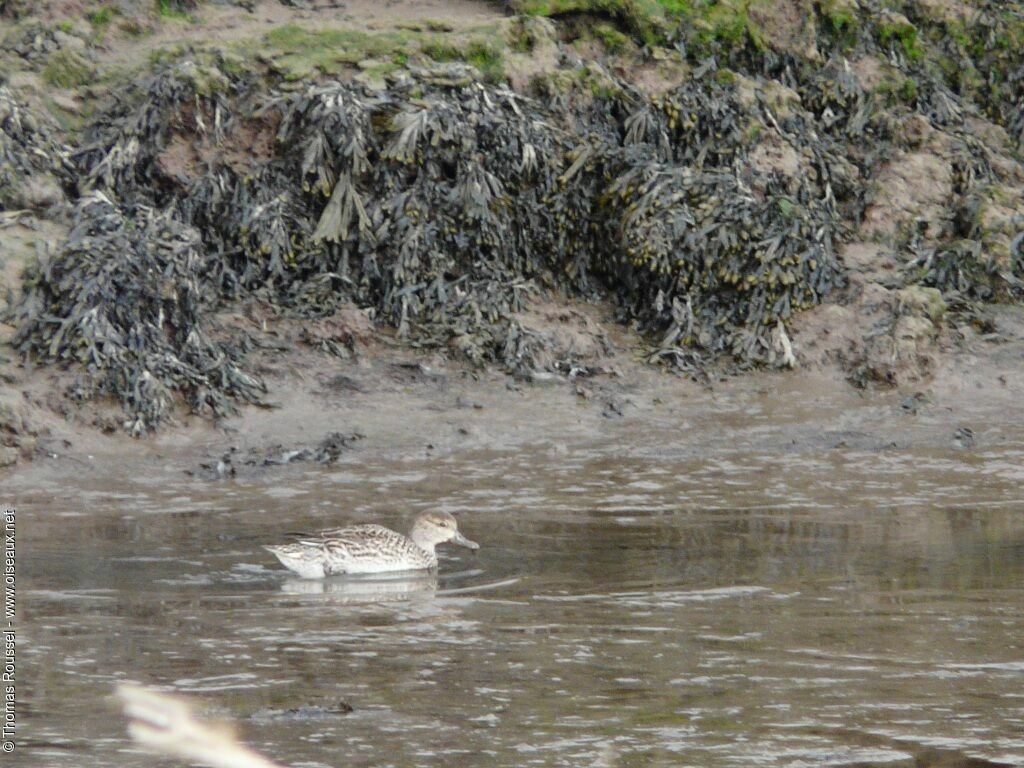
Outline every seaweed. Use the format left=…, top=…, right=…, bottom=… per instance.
left=9, top=194, right=266, bottom=435
left=907, top=238, right=1019, bottom=302
left=10, top=0, right=1024, bottom=429
left=599, top=161, right=838, bottom=361
left=8, top=54, right=847, bottom=428
left=0, top=86, right=73, bottom=208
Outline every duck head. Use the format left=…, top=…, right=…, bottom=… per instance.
left=410, top=511, right=479, bottom=551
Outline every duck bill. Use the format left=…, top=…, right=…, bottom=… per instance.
left=451, top=531, right=479, bottom=550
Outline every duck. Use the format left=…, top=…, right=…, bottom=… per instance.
left=264, top=511, right=478, bottom=579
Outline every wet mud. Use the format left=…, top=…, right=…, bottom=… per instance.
left=9, top=362, right=1024, bottom=767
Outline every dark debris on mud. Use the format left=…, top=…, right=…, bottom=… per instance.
left=190, top=430, right=364, bottom=479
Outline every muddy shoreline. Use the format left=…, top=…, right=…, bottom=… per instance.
left=3, top=0, right=1024, bottom=473
left=4, top=291, right=1022, bottom=486
left=10, top=296, right=1024, bottom=767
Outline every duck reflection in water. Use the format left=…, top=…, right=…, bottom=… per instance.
left=280, top=571, right=439, bottom=601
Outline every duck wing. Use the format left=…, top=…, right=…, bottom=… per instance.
left=315, top=523, right=393, bottom=540
left=320, top=524, right=434, bottom=573
left=281, top=524, right=394, bottom=543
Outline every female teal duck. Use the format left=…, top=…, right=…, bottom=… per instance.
left=265, top=511, right=478, bottom=578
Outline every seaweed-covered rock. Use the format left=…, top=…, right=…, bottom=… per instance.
left=0, top=85, right=72, bottom=210
left=0, top=52, right=892, bottom=427
left=10, top=193, right=266, bottom=434
left=599, top=161, right=838, bottom=361
left=9, top=0, right=1024, bottom=428
left=0, top=396, right=35, bottom=466
left=63, top=61, right=840, bottom=375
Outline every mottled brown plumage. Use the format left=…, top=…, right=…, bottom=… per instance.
left=265, top=512, right=478, bottom=578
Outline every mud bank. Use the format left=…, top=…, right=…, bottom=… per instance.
left=1, top=0, right=1023, bottom=466
left=4, top=290, right=1022, bottom=489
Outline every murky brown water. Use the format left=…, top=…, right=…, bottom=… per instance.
left=12, top=409, right=1024, bottom=767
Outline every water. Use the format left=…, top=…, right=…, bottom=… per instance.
left=12, top=419, right=1024, bottom=767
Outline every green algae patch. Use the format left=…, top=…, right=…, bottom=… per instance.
left=86, top=6, right=116, bottom=33
left=530, top=62, right=626, bottom=100
left=42, top=49, right=96, bottom=88
left=510, top=0, right=676, bottom=45
left=591, top=21, right=633, bottom=53
left=684, top=0, right=769, bottom=55
left=818, top=0, right=859, bottom=48
left=146, top=46, right=242, bottom=94
left=420, top=37, right=505, bottom=81
left=156, top=0, right=195, bottom=21
left=511, top=0, right=775, bottom=53
left=264, top=24, right=408, bottom=80
left=875, top=73, right=919, bottom=105
left=876, top=14, right=923, bottom=62
left=264, top=24, right=507, bottom=83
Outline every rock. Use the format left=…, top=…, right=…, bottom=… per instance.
left=4, top=71, right=41, bottom=92
left=953, top=426, right=975, bottom=448
left=734, top=73, right=802, bottom=121
left=861, top=151, right=954, bottom=242
left=22, top=173, right=64, bottom=209
left=335, top=304, right=375, bottom=342
left=791, top=279, right=948, bottom=388
left=894, top=313, right=937, bottom=344
left=51, top=92, right=83, bottom=114
left=0, top=447, right=20, bottom=468
left=52, top=30, right=87, bottom=53
left=748, top=0, right=817, bottom=58
left=896, top=286, right=946, bottom=324
left=515, top=302, right=611, bottom=370
left=528, top=370, right=562, bottom=385
left=0, top=400, right=27, bottom=437
left=840, top=242, right=901, bottom=284
left=915, top=0, right=973, bottom=24
left=0, top=398, right=37, bottom=465
left=883, top=285, right=947, bottom=381
left=973, top=194, right=1024, bottom=276
left=851, top=56, right=887, bottom=92
left=879, top=9, right=916, bottom=34
left=749, top=132, right=804, bottom=193
left=177, top=61, right=230, bottom=97
left=898, top=114, right=933, bottom=148
left=356, top=58, right=389, bottom=71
